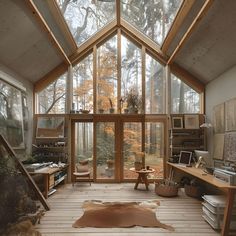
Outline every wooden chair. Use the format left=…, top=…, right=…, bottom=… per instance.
left=72, top=164, right=91, bottom=186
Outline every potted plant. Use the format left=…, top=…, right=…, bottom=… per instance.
left=108, top=98, right=115, bottom=114
left=125, top=88, right=142, bottom=114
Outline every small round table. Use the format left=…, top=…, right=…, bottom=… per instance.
left=130, top=167, right=155, bottom=190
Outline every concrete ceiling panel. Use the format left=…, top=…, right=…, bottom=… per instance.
left=0, top=0, right=63, bottom=82
left=8, top=38, right=62, bottom=83
left=174, top=0, right=236, bottom=83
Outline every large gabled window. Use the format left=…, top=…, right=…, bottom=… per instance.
left=55, top=0, right=183, bottom=48
left=37, top=73, right=67, bottom=114
left=121, top=0, right=183, bottom=46
left=97, top=35, right=118, bottom=113
left=70, top=32, right=167, bottom=115
left=73, top=54, right=93, bottom=113
left=56, top=0, right=116, bottom=46
left=145, top=53, right=165, bottom=114
left=121, top=35, right=142, bottom=112
left=171, top=73, right=200, bottom=114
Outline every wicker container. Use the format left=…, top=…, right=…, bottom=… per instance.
left=185, top=184, right=203, bottom=198
left=155, top=182, right=179, bottom=197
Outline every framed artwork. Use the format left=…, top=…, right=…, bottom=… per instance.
left=225, top=98, right=236, bottom=131
left=213, top=103, right=225, bottom=134
left=184, top=114, right=199, bottom=129
left=224, top=132, right=236, bottom=162
left=172, top=116, right=183, bottom=129
left=213, top=134, right=224, bottom=160
left=179, top=151, right=192, bottom=165
left=36, top=116, right=65, bottom=138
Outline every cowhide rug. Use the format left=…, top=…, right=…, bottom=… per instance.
left=72, top=200, right=174, bottom=231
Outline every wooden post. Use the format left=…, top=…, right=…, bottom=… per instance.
left=0, top=134, right=50, bottom=211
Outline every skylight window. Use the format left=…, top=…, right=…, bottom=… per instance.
left=56, top=0, right=116, bottom=46
left=121, top=0, right=183, bottom=45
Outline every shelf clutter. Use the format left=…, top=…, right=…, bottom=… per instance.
left=169, top=114, right=206, bottom=157
left=33, top=137, right=68, bottom=163
left=202, top=195, right=236, bottom=229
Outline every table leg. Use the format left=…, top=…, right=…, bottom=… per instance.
left=44, top=174, right=49, bottom=199
left=221, top=189, right=236, bottom=236
left=134, top=174, right=142, bottom=190
left=139, top=173, right=149, bottom=190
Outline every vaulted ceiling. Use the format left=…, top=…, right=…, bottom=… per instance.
left=0, top=0, right=235, bottom=88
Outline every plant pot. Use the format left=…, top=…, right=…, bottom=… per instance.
left=124, top=108, right=129, bottom=114
left=98, top=109, right=104, bottom=114
left=81, top=109, right=90, bottom=114
left=109, top=108, right=115, bottom=113
left=128, top=107, right=138, bottom=114
left=155, top=182, right=179, bottom=197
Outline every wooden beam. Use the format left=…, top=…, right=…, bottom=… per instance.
left=116, top=0, right=121, bottom=26
left=93, top=45, right=97, bottom=113
left=34, top=62, right=68, bottom=93
left=70, top=21, right=118, bottom=65
left=0, top=134, right=50, bottom=211
left=141, top=46, right=146, bottom=114
left=170, top=63, right=205, bottom=93
left=25, top=0, right=71, bottom=65
left=161, top=0, right=196, bottom=53
left=46, top=0, right=78, bottom=51
left=167, top=0, right=214, bottom=65
left=117, top=29, right=121, bottom=113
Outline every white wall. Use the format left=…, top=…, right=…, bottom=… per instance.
left=0, top=63, right=34, bottom=156
left=205, top=65, right=236, bottom=154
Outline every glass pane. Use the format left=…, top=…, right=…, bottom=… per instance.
left=97, top=36, right=117, bottom=114
left=145, top=122, right=164, bottom=179
left=146, top=54, right=165, bottom=114
left=121, top=0, right=183, bottom=45
left=0, top=79, right=24, bottom=148
left=56, top=0, right=116, bottom=46
left=38, top=73, right=66, bottom=114
left=121, top=35, right=142, bottom=114
left=75, top=122, right=93, bottom=179
left=73, top=54, right=93, bottom=113
left=123, top=122, right=142, bottom=179
left=96, top=122, right=115, bottom=179
left=171, top=74, right=200, bottom=113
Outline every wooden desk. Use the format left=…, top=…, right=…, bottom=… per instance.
left=168, top=162, right=236, bottom=236
left=30, top=165, right=68, bottom=198
left=130, top=167, right=155, bottom=190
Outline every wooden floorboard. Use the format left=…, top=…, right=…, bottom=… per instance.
left=36, top=183, right=220, bottom=236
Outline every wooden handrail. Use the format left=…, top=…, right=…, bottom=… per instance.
left=0, top=134, right=50, bottom=211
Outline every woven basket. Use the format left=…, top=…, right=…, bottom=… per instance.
left=155, top=183, right=179, bottom=197
left=184, top=185, right=203, bottom=198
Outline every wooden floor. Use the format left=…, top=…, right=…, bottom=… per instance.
left=36, top=183, right=220, bottom=236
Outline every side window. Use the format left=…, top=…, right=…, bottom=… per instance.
left=0, top=79, right=24, bottom=148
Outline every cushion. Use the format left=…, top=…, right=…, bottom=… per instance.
left=76, top=165, right=89, bottom=173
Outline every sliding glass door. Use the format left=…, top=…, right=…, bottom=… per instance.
left=72, top=116, right=166, bottom=182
